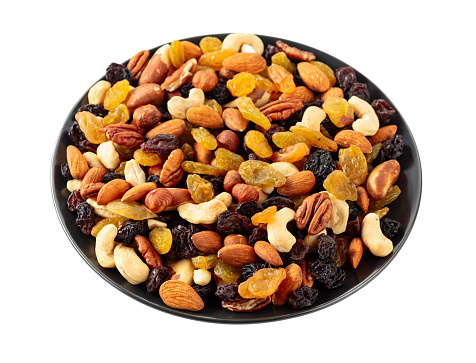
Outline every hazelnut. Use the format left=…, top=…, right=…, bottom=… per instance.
left=223, top=170, right=244, bottom=193
left=216, top=130, right=239, bottom=152
left=232, top=183, right=259, bottom=204
left=192, top=70, right=218, bottom=92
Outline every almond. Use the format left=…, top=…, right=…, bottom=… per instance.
left=121, top=182, right=157, bottom=202
left=223, top=234, right=248, bottom=246
left=232, top=183, right=259, bottom=204
left=191, top=230, right=223, bottom=253
left=144, top=188, right=173, bottom=213
left=182, top=41, right=203, bottom=61
left=186, top=104, right=224, bottom=129
left=97, top=179, right=130, bottom=205
left=217, top=244, right=259, bottom=268
left=222, top=53, right=267, bottom=74
left=66, top=145, right=89, bottom=180
left=348, top=237, right=364, bottom=269
left=159, top=280, right=204, bottom=311
left=356, top=186, right=369, bottom=213
left=367, top=125, right=398, bottom=146
left=145, top=118, right=186, bottom=139
left=254, top=241, right=283, bottom=266
left=192, top=141, right=214, bottom=164
left=366, top=160, right=400, bottom=200
left=80, top=167, right=108, bottom=198
left=334, top=129, right=373, bottom=153
left=277, top=170, right=316, bottom=197
left=222, top=107, right=249, bottom=132
left=272, top=263, right=302, bottom=306
left=297, top=62, right=330, bottom=93
left=125, top=83, right=165, bottom=111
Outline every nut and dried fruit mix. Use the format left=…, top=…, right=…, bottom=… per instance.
left=61, top=33, right=404, bottom=313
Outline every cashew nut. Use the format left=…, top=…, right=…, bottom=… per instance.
left=167, top=258, right=195, bottom=285
left=124, top=159, right=146, bottom=187
left=114, top=244, right=150, bottom=285
left=221, top=33, right=264, bottom=55
left=147, top=219, right=167, bottom=229
left=267, top=207, right=296, bottom=253
left=327, top=192, right=349, bottom=234
left=88, top=80, right=111, bottom=105
left=95, top=224, right=117, bottom=268
left=295, top=106, right=327, bottom=132
left=361, top=213, right=393, bottom=257
left=270, top=162, right=300, bottom=177
left=214, top=192, right=232, bottom=208
left=96, top=141, right=120, bottom=170
left=167, top=88, right=205, bottom=119
left=348, top=96, right=379, bottom=136
left=177, top=199, right=228, bottom=224
left=193, top=269, right=212, bottom=286
left=67, top=179, right=82, bottom=192
left=252, top=186, right=269, bottom=205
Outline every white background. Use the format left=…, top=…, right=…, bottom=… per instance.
left=2, top=1, right=474, bottom=362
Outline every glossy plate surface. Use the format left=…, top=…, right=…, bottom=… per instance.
left=51, top=34, right=422, bottom=323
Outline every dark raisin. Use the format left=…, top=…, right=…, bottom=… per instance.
left=263, top=44, right=280, bottom=65
left=291, top=67, right=306, bottom=87
left=78, top=104, right=108, bottom=118
left=241, top=263, right=269, bottom=281
left=321, top=117, right=341, bottom=138
left=146, top=266, right=170, bottom=295
left=68, top=121, right=86, bottom=148
left=115, top=220, right=141, bottom=244
left=248, top=153, right=270, bottom=162
left=264, top=124, right=286, bottom=148
left=347, top=82, right=370, bottom=103
left=79, top=139, right=98, bottom=153
left=235, top=201, right=263, bottom=219
left=303, top=149, right=336, bottom=188
left=287, top=286, right=319, bottom=309
left=377, top=134, right=404, bottom=163
left=380, top=218, right=401, bottom=239
left=248, top=227, right=268, bottom=247
left=155, top=211, right=188, bottom=228
left=171, top=224, right=199, bottom=259
left=158, top=106, right=172, bottom=122
left=335, top=66, right=357, bottom=97
left=216, top=210, right=254, bottom=236
left=179, top=81, right=195, bottom=98
left=141, top=133, right=179, bottom=154
left=346, top=215, right=362, bottom=238
left=75, top=202, right=95, bottom=235
left=261, top=196, right=295, bottom=211
left=67, top=190, right=83, bottom=212
left=61, top=163, right=73, bottom=180
left=105, top=62, right=131, bottom=85
left=193, top=279, right=217, bottom=298
left=206, top=78, right=234, bottom=105
left=316, top=234, right=337, bottom=261
left=282, top=238, right=309, bottom=266
left=102, top=172, right=126, bottom=183
left=347, top=200, right=361, bottom=221
left=201, top=175, right=224, bottom=195
left=310, top=258, right=346, bottom=289
left=146, top=174, right=163, bottom=187
left=371, top=99, right=395, bottom=126
left=215, top=282, right=247, bottom=302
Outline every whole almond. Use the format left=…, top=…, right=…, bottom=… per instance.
left=367, top=125, right=398, bottom=146
left=223, top=234, right=248, bottom=246
left=348, top=237, right=364, bottom=269
left=222, top=53, right=267, bottom=74
left=232, top=183, right=259, bottom=204
left=125, top=83, right=165, bottom=111
left=222, top=107, right=249, bottom=132
left=138, top=53, right=168, bottom=86
left=356, top=186, right=370, bottom=213
left=67, top=145, right=89, bottom=180
left=277, top=170, right=316, bottom=197
left=366, top=160, right=401, bottom=200
left=80, top=167, right=108, bottom=197
left=191, top=230, right=223, bottom=253
left=182, top=41, right=203, bottom=61
left=217, top=244, right=259, bottom=268
left=186, top=105, right=224, bottom=129
left=159, top=280, right=204, bottom=311
left=334, top=130, right=373, bottom=153
left=254, top=241, right=283, bottom=266
left=297, top=62, right=330, bottom=93
left=144, top=188, right=173, bottom=213
left=145, top=118, right=186, bottom=139
left=272, top=263, right=303, bottom=306
left=97, top=179, right=130, bottom=205
left=80, top=182, right=104, bottom=200
left=193, top=141, right=214, bottom=164
left=121, top=182, right=157, bottom=202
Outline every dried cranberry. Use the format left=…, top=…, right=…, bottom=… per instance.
left=371, top=99, right=395, bottom=126
left=348, top=82, right=370, bottom=103
left=105, top=62, right=131, bottom=85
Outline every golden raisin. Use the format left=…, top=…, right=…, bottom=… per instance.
left=323, top=170, right=358, bottom=201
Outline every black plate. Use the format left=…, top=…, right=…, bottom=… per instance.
left=51, top=34, right=422, bottom=323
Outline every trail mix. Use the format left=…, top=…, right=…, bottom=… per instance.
left=61, top=33, right=404, bottom=312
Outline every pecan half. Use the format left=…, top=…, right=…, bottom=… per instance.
left=104, top=124, right=144, bottom=148
left=159, top=149, right=184, bottom=187
left=295, top=192, right=333, bottom=235
left=221, top=296, right=271, bottom=312
left=276, top=40, right=316, bottom=61
left=161, top=58, right=197, bottom=92
left=127, top=50, right=150, bottom=80
left=134, top=235, right=163, bottom=269
left=259, top=98, right=303, bottom=121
